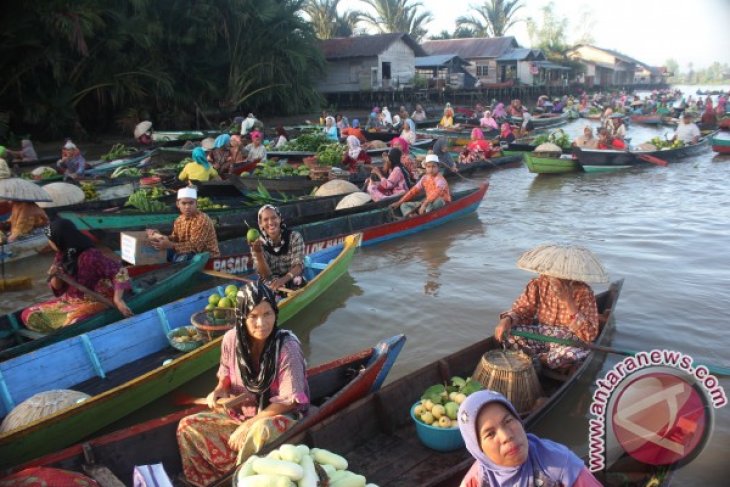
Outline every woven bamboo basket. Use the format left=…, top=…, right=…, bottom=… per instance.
left=0, top=390, right=91, bottom=433
left=190, top=308, right=236, bottom=340
left=472, top=350, right=543, bottom=415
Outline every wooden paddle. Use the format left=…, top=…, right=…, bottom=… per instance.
left=511, top=330, right=730, bottom=377
left=637, top=153, right=668, bottom=166
left=202, top=269, right=296, bottom=294
left=54, top=272, right=116, bottom=308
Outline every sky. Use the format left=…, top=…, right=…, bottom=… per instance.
left=337, top=0, right=729, bottom=70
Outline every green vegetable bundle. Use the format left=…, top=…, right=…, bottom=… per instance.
left=111, top=167, right=142, bottom=179
left=315, top=143, right=345, bottom=166
left=101, top=144, right=136, bottom=161
left=125, top=189, right=167, bottom=212
left=278, top=133, right=330, bottom=152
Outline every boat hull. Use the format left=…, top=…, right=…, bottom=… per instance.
left=523, top=152, right=580, bottom=174
left=710, top=131, right=730, bottom=154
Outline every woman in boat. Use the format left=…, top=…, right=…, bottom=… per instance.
left=381, top=106, right=393, bottom=126
left=273, top=126, right=289, bottom=149
left=608, top=116, right=627, bottom=142
left=572, top=126, right=598, bottom=149
left=596, top=127, right=625, bottom=150
left=21, top=219, right=133, bottom=332
left=366, top=147, right=411, bottom=202
left=177, top=280, right=309, bottom=487
left=400, top=118, right=417, bottom=145
left=178, top=147, right=220, bottom=182
left=244, top=131, right=267, bottom=163
left=494, top=243, right=603, bottom=370
left=508, top=99, right=523, bottom=117
left=209, top=134, right=231, bottom=174
left=335, top=114, right=348, bottom=131
left=700, top=102, right=718, bottom=129
left=389, top=136, right=418, bottom=180
left=459, top=128, right=492, bottom=164
left=411, top=104, right=427, bottom=123
left=432, top=137, right=457, bottom=172
left=458, top=390, right=601, bottom=487
left=56, top=141, right=85, bottom=179
left=341, top=119, right=366, bottom=143
left=323, top=116, right=339, bottom=141
left=497, top=123, right=516, bottom=145
left=251, top=205, right=306, bottom=291
left=366, top=108, right=383, bottom=130
left=438, top=105, right=455, bottom=129
left=6, top=139, right=39, bottom=162
left=0, top=159, right=49, bottom=242
left=228, top=135, right=246, bottom=166
left=479, top=111, right=499, bottom=131
left=341, top=135, right=371, bottom=173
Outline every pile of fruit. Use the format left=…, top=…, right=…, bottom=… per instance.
left=412, top=376, right=483, bottom=429
left=647, top=136, right=684, bottom=150
left=315, top=143, right=346, bottom=166
left=533, top=130, right=572, bottom=151
left=171, top=327, right=204, bottom=344
left=24, top=166, right=58, bottom=180
left=125, top=189, right=167, bottom=212
left=80, top=182, right=99, bottom=201
left=101, top=144, right=137, bottom=161
left=236, top=443, right=378, bottom=487
left=197, top=196, right=228, bottom=210
left=278, top=133, right=330, bottom=152
left=205, top=285, right=239, bottom=318
left=244, top=160, right=310, bottom=178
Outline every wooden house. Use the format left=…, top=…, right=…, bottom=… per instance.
left=318, top=33, right=426, bottom=93
left=414, top=54, right=476, bottom=89
left=420, top=37, right=518, bottom=85
left=566, top=45, right=641, bottom=87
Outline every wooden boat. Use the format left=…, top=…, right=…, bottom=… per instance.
left=363, top=129, right=400, bottom=143
left=509, top=112, right=569, bottom=129
left=711, top=130, right=730, bottom=154
left=0, top=229, right=51, bottom=265
left=0, top=253, right=209, bottom=362
left=523, top=152, right=581, bottom=174
left=82, top=151, right=157, bottom=176
left=0, top=235, right=364, bottom=469
left=150, top=130, right=219, bottom=143
left=6, top=333, right=405, bottom=480
left=217, top=280, right=624, bottom=486
left=574, top=135, right=713, bottom=173
left=628, top=114, right=663, bottom=125
left=411, top=148, right=523, bottom=177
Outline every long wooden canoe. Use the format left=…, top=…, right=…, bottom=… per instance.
left=270, top=280, right=624, bottom=486
left=523, top=152, right=581, bottom=174
left=0, top=253, right=209, bottom=362
left=0, top=234, right=363, bottom=469
left=0, top=229, right=51, bottom=265
left=710, top=130, right=730, bottom=154
left=6, top=332, right=405, bottom=481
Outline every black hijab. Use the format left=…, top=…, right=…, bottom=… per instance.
left=257, top=204, right=291, bottom=257
left=234, top=280, right=295, bottom=409
left=433, top=137, right=456, bottom=168
left=386, top=148, right=413, bottom=188
left=44, top=218, right=94, bottom=275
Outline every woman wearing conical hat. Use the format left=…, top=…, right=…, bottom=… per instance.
left=0, top=159, right=49, bottom=242
left=494, top=243, right=608, bottom=370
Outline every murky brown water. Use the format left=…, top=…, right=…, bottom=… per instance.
left=3, top=89, right=729, bottom=482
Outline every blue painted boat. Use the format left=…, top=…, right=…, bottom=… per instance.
left=0, top=235, right=363, bottom=469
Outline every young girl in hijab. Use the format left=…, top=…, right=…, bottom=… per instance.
left=458, top=390, right=600, bottom=487
left=341, top=135, right=372, bottom=173
left=21, top=219, right=133, bottom=331
left=492, top=102, right=508, bottom=121
left=432, top=137, right=456, bottom=171
left=178, top=147, right=220, bottom=182
left=498, top=123, right=516, bottom=145
left=177, top=281, right=309, bottom=486
left=250, top=205, right=306, bottom=292
left=480, top=111, right=499, bottom=131
left=367, top=147, right=411, bottom=202
left=390, top=136, right=418, bottom=180
left=460, top=128, right=493, bottom=164
left=323, top=116, right=339, bottom=141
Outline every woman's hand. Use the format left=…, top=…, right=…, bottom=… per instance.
left=268, top=276, right=288, bottom=291
left=206, top=387, right=230, bottom=410
left=47, top=263, right=60, bottom=277
left=495, top=316, right=513, bottom=342
left=249, top=239, right=263, bottom=254
left=114, top=298, right=134, bottom=317
left=228, top=420, right=252, bottom=451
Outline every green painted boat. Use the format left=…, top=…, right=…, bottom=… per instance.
left=523, top=152, right=581, bottom=174
left=0, top=253, right=209, bottom=362
left=0, top=234, right=360, bottom=468
left=150, top=130, right=219, bottom=143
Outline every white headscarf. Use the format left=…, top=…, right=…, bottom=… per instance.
left=382, top=107, right=393, bottom=125
left=346, top=135, right=362, bottom=159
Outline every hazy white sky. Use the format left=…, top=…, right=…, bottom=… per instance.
left=338, top=0, right=729, bottom=70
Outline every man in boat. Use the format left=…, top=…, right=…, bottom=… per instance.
left=147, top=187, right=220, bottom=262
left=6, top=139, right=39, bottom=162
left=390, top=154, right=451, bottom=217
left=494, top=243, right=605, bottom=370
left=673, top=112, right=701, bottom=144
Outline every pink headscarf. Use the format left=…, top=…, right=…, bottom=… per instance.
left=389, top=136, right=410, bottom=154
left=471, top=128, right=485, bottom=140
left=500, top=123, right=513, bottom=138
left=250, top=130, right=263, bottom=141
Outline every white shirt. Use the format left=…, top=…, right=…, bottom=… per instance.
left=674, top=122, right=700, bottom=143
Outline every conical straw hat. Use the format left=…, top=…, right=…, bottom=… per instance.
left=0, top=178, right=52, bottom=202
left=37, top=182, right=85, bottom=208
left=0, top=159, right=11, bottom=179
left=516, top=243, right=609, bottom=283
left=314, top=179, right=359, bottom=197
left=335, top=191, right=371, bottom=210
left=0, top=389, right=91, bottom=433
left=134, top=120, right=153, bottom=138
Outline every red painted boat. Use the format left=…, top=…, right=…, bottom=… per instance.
left=719, top=117, right=730, bottom=130
left=5, top=335, right=406, bottom=481
left=711, top=130, right=730, bottom=154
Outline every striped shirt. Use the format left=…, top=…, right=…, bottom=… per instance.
left=170, top=211, right=220, bottom=257
left=252, top=231, right=304, bottom=278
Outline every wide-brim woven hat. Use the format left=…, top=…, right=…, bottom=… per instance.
left=314, top=179, right=359, bottom=197
left=516, top=243, right=609, bottom=283
left=0, top=178, right=52, bottom=202
left=134, top=120, right=153, bottom=138
left=37, top=182, right=85, bottom=208
left=0, top=158, right=11, bottom=179
left=0, top=389, right=91, bottom=433
left=630, top=100, right=644, bottom=106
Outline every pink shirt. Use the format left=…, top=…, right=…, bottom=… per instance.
left=460, top=462, right=602, bottom=487
left=217, top=329, right=309, bottom=418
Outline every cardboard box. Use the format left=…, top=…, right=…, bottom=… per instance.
left=120, top=231, right=168, bottom=265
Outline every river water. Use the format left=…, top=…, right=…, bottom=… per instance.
left=2, top=87, right=729, bottom=483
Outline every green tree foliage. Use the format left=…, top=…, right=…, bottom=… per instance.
left=456, top=0, right=523, bottom=38
left=356, top=0, right=433, bottom=41
left=525, top=2, right=568, bottom=57
left=429, top=26, right=477, bottom=40
left=0, top=0, right=325, bottom=138
left=304, top=0, right=360, bottom=39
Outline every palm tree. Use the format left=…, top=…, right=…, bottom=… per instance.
left=456, top=0, right=523, bottom=38
left=303, top=0, right=359, bottom=39
left=357, top=0, right=433, bottom=41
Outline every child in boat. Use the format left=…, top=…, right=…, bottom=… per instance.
left=458, top=390, right=601, bottom=487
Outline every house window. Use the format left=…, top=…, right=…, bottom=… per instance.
left=382, top=62, right=391, bottom=79
left=476, top=65, right=489, bottom=77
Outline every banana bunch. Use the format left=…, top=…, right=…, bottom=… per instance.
left=125, top=189, right=167, bottom=212
left=197, top=196, right=228, bottom=210
left=80, top=182, right=99, bottom=201
left=147, top=186, right=168, bottom=199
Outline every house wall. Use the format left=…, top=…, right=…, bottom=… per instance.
left=377, top=38, right=416, bottom=89
left=464, top=57, right=498, bottom=84
left=317, top=56, right=378, bottom=93
left=517, top=62, right=533, bottom=84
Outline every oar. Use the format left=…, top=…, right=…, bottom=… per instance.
left=202, top=269, right=296, bottom=294
left=511, top=330, right=730, bottom=377
left=637, top=154, right=668, bottom=166
left=54, top=272, right=116, bottom=308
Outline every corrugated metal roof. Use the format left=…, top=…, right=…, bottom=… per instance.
left=415, top=54, right=469, bottom=68
left=533, top=60, right=571, bottom=71
left=571, top=44, right=642, bottom=65
left=319, top=33, right=426, bottom=60
left=421, top=36, right=518, bottom=59
left=496, top=48, right=545, bottom=62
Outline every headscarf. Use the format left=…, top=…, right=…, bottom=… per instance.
left=432, top=137, right=455, bottom=168
left=214, top=134, right=231, bottom=149
left=250, top=131, right=263, bottom=142
left=257, top=204, right=291, bottom=256
left=382, top=107, right=392, bottom=125
left=480, top=111, right=498, bottom=130
left=471, top=128, right=485, bottom=140
left=276, top=126, right=288, bottom=138
left=44, top=218, right=95, bottom=276
left=325, top=116, right=335, bottom=127
left=500, top=123, right=513, bottom=138
left=352, top=119, right=360, bottom=128
left=234, top=280, right=297, bottom=408
left=347, top=135, right=362, bottom=159
left=385, top=148, right=412, bottom=188
left=458, top=390, right=584, bottom=487
left=406, top=118, right=416, bottom=132
left=390, top=136, right=410, bottom=155
left=492, top=103, right=507, bottom=119
left=191, top=147, right=210, bottom=169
